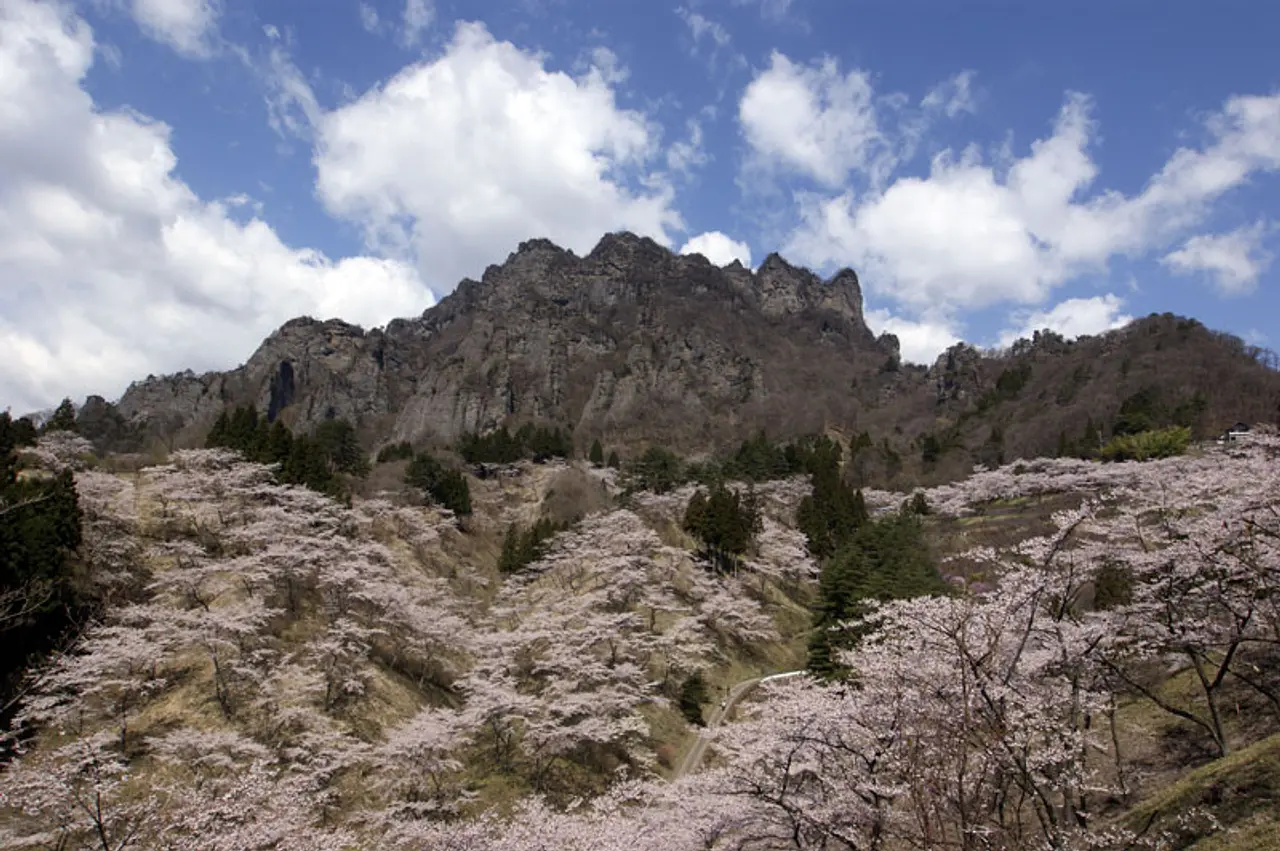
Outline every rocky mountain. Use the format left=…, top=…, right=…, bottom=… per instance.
left=98, top=231, right=1280, bottom=482
left=110, top=232, right=898, bottom=451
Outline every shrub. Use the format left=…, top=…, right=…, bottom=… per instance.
left=406, top=451, right=472, bottom=515
left=678, top=671, right=710, bottom=726
left=375, top=441, right=414, bottom=463
left=1099, top=425, right=1191, bottom=462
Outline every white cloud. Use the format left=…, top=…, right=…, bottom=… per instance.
left=400, top=0, right=433, bottom=47
left=577, top=45, right=627, bottom=85
left=1161, top=222, right=1273, bottom=294
left=864, top=309, right=961, bottom=365
left=359, top=2, right=380, bottom=33
left=679, top=231, right=751, bottom=267
left=674, top=6, right=747, bottom=88
left=260, top=45, right=321, bottom=141
left=666, top=117, right=708, bottom=175
left=0, top=0, right=431, bottom=414
left=314, top=21, right=683, bottom=293
left=921, top=70, right=976, bottom=118
left=127, top=0, right=220, bottom=57
left=739, top=52, right=891, bottom=187
left=677, top=7, right=731, bottom=48
left=783, top=90, right=1280, bottom=311
left=998, top=295, right=1132, bottom=347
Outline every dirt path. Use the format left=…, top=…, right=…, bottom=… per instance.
left=674, top=670, right=803, bottom=780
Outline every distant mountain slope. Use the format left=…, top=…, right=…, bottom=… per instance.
left=894, top=315, right=1280, bottom=482
left=110, top=232, right=895, bottom=452
left=91, top=232, right=1278, bottom=483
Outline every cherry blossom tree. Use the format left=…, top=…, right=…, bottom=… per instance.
left=16, top=608, right=174, bottom=752
left=1091, top=432, right=1280, bottom=757
left=0, top=731, right=159, bottom=851
left=370, top=707, right=473, bottom=823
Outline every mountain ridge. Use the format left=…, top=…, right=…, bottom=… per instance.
left=108, top=231, right=897, bottom=450
left=72, top=231, right=1280, bottom=483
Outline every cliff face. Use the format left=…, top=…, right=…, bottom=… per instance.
left=110, top=232, right=1280, bottom=474
left=116, top=232, right=897, bottom=451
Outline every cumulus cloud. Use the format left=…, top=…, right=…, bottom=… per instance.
left=998, top=295, right=1133, bottom=347
left=781, top=90, right=1280, bottom=312
left=126, top=0, right=220, bottom=57
left=314, top=21, right=683, bottom=293
left=1161, top=222, right=1273, bottom=294
left=680, top=231, right=752, bottom=267
left=739, top=52, right=892, bottom=187
left=0, top=0, right=431, bottom=414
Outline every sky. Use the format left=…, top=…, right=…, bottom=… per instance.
left=1, top=0, right=1278, bottom=415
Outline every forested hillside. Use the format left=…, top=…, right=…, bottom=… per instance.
left=1, top=421, right=1278, bottom=849
left=87, top=234, right=1280, bottom=488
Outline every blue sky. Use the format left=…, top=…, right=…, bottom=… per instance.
left=1, top=0, right=1277, bottom=414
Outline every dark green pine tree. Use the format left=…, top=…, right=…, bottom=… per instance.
left=589, top=439, right=604, bottom=467
left=314, top=418, right=369, bottom=475
left=265, top=420, right=293, bottom=464
left=606, top=450, right=620, bottom=469
left=498, top=524, right=522, bottom=574
left=226, top=406, right=261, bottom=453
left=2, top=417, right=87, bottom=710
left=250, top=417, right=272, bottom=463
left=406, top=451, right=471, bottom=516
left=683, top=483, right=760, bottom=573
left=807, top=547, right=872, bottom=679
left=623, top=446, right=684, bottom=494
left=44, top=398, right=78, bottom=433
left=806, top=513, right=947, bottom=680
left=682, top=490, right=709, bottom=541
left=795, top=450, right=869, bottom=560
left=282, top=436, right=332, bottom=493
left=678, top=671, right=711, bottom=726
left=405, top=451, right=443, bottom=491
left=207, top=410, right=232, bottom=447
left=432, top=469, right=472, bottom=516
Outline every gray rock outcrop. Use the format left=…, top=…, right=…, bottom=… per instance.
left=116, top=232, right=894, bottom=452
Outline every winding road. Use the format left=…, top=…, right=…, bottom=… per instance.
left=674, top=670, right=804, bottom=780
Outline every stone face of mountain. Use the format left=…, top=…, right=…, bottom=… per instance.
left=107, top=231, right=1280, bottom=476
left=115, top=232, right=899, bottom=452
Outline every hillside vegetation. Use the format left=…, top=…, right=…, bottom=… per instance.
left=92, top=227, right=1280, bottom=491
left=0, top=424, right=1278, bottom=850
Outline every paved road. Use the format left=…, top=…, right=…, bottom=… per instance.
left=674, top=670, right=804, bottom=780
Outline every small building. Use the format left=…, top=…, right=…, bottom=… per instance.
left=1221, top=422, right=1252, bottom=442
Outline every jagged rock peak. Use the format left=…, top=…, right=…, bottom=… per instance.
left=276, top=316, right=367, bottom=337
left=750, top=251, right=864, bottom=325
left=514, top=237, right=574, bottom=257
left=587, top=230, right=666, bottom=261
left=466, top=232, right=867, bottom=327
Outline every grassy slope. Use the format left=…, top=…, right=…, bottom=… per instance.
left=1121, top=733, right=1280, bottom=850
left=14, top=450, right=1276, bottom=847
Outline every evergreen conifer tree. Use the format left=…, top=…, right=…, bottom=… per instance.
left=678, top=671, right=710, bottom=726
left=44, top=399, right=77, bottom=433
left=498, top=524, right=522, bottom=574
